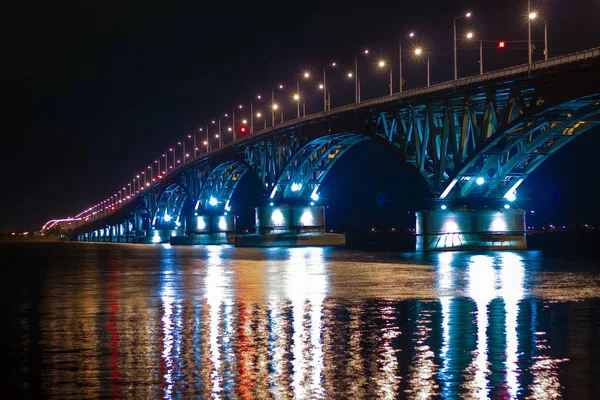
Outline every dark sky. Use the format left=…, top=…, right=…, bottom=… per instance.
left=2, top=0, right=600, bottom=230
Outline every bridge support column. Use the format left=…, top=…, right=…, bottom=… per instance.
left=170, top=214, right=235, bottom=245
left=415, top=207, right=526, bottom=252
left=236, top=205, right=345, bottom=247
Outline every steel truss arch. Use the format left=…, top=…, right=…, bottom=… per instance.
left=272, top=133, right=369, bottom=200
left=196, top=161, right=250, bottom=212
left=153, top=184, right=190, bottom=229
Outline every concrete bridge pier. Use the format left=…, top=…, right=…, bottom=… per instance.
left=170, top=213, right=235, bottom=245
left=415, top=207, right=527, bottom=252
left=236, top=205, right=345, bottom=247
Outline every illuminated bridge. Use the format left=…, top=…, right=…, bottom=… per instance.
left=72, top=47, right=600, bottom=251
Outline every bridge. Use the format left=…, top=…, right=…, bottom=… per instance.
left=69, top=47, right=600, bottom=251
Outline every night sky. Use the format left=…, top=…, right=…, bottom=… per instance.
left=2, top=0, right=600, bottom=230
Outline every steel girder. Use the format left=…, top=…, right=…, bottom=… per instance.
left=449, top=94, right=600, bottom=199
left=243, top=132, right=303, bottom=194
left=271, top=134, right=369, bottom=200
left=367, top=82, right=600, bottom=199
left=196, top=161, right=248, bottom=212
left=153, top=184, right=189, bottom=229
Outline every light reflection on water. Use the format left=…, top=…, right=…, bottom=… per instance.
left=5, top=244, right=600, bottom=399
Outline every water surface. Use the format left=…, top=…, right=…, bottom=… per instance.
left=5, top=243, right=600, bottom=399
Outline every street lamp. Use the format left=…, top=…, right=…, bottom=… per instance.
left=296, top=72, right=310, bottom=117
left=414, top=48, right=430, bottom=87
left=529, top=10, right=548, bottom=61
left=354, top=49, right=369, bottom=103
left=323, top=62, right=336, bottom=111
left=271, top=85, right=283, bottom=126
left=454, top=11, right=473, bottom=80
left=250, top=95, right=262, bottom=133
left=169, top=148, right=175, bottom=171
left=217, top=114, right=228, bottom=147
left=255, top=111, right=266, bottom=130
left=293, top=94, right=301, bottom=119
left=177, top=141, right=185, bottom=166
left=378, top=60, right=393, bottom=96
left=399, top=32, right=415, bottom=94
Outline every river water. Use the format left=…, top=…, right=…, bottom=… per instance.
left=4, top=242, right=600, bottom=399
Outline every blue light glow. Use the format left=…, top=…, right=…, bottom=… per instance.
left=476, top=177, right=485, bottom=185
left=504, top=204, right=510, bottom=209
left=208, top=196, right=218, bottom=206
left=441, top=204, right=447, bottom=210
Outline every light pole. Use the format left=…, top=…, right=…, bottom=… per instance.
left=293, top=94, right=301, bottom=119
left=271, top=85, right=283, bottom=126
left=323, top=62, right=336, bottom=111
left=218, top=114, right=228, bottom=147
left=399, top=32, right=414, bottom=94
left=414, top=48, right=430, bottom=87
left=354, top=50, right=369, bottom=102
left=529, top=11, right=548, bottom=61
left=206, top=123, right=211, bottom=152
left=296, top=71, right=310, bottom=117
left=250, top=95, right=262, bottom=134
left=232, top=105, right=242, bottom=141
left=454, top=11, right=472, bottom=80
left=169, top=148, right=175, bottom=171
left=178, top=140, right=185, bottom=166
left=148, top=165, right=153, bottom=182
left=479, top=40, right=483, bottom=74
left=378, top=60, right=393, bottom=96
left=528, top=0, right=532, bottom=64
left=256, top=112, right=266, bottom=130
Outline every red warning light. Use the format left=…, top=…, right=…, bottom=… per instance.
left=158, top=174, right=164, bottom=179
left=498, top=41, right=506, bottom=48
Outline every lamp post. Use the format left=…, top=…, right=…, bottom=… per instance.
left=256, top=112, right=266, bottom=130
left=250, top=95, right=262, bottom=134
left=218, top=114, right=228, bottom=147
left=529, top=10, right=548, bottom=61
left=323, top=62, right=336, bottom=111
left=293, top=94, right=300, bottom=119
left=206, top=123, right=211, bottom=152
left=271, top=85, right=283, bottom=126
left=148, top=165, right=153, bottom=182
left=479, top=40, right=483, bottom=74
left=454, top=11, right=472, bottom=80
left=399, top=32, right=414, bottom=94
left=378, top=60, right=393, bottom=96
left=354, top=50, right=369, bottom=102
left=296, top=72, right=310, bottom=116
left=178, top=141, right=185, bottom=167
left=169, top=148, right=175, bottom=171
left=233, top=105, right=243, bottom=141
left=414, top=48, right=430, bottom=87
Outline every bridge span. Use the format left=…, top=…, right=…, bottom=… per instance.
left=72, top=47, right=600, bottom=251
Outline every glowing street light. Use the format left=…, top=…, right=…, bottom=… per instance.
left=454, top=11, right=473, bottom=80
left=399, top=32, right=415, bottom=94
left=377, top=60, right=393, bottom=96
left=529, top=9, right=548, bottom=61
left=414, top=48, right=430, bottom=87
left=296, top=71, right=311, bottom=117
left=271, top=85, right=283, bottom=127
